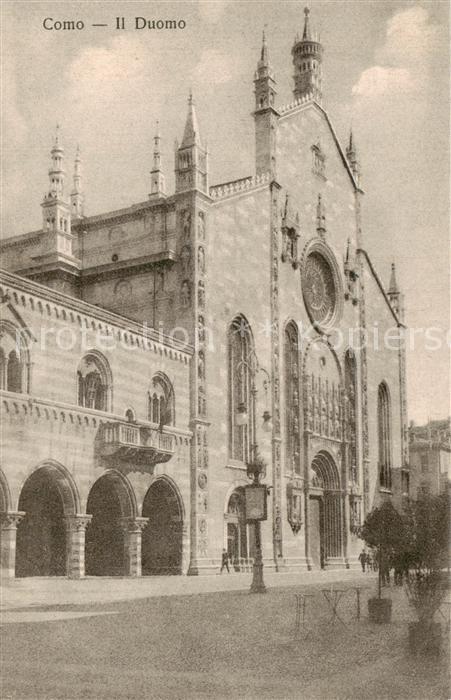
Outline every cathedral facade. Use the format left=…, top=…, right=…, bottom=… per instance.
left=0, top=10, right=409, bottom=579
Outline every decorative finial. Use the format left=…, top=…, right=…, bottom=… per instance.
left=388, top=262, right=400, bottom=295
left=303, top=6, right=311, bottom=40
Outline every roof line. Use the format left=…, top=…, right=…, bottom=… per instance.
left=0, top=268, right=193, bottom=355
left=357, top=248, right=404, bottom=326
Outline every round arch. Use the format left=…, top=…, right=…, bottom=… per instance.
left=85, top=470, right=136, bottom=576
left=15, top=461, right=80, bottom=577
left=0, top=319, right=31, bottom=394
left=77, top=349, right=113, bottom=412
left=224, top=484, right=256, bottom=571
left=141, top=476, right=184, bottom=575
left=0, top=468, right=11, bottom=513
left=148, top=372, right=175, bottom=427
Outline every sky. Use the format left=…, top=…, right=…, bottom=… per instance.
left=1, top=0, right=449, bottom=424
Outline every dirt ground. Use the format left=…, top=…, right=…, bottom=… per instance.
left=1, top=580, right=449, bottom=699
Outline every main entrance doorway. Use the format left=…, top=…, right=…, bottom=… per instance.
left=141, top=479, right=183, bottom=575
left=309, top=451, right=342, bottom=568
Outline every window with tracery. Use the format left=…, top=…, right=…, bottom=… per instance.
left=228, top=316, right=254, bottom=462
left=0, top=323, right=28, bottom=393
left=148, top=374, right=174, bottom=427
left=378, top=382, right=392, bottom=489
left=284, top=323, right=300, bottom=474
left=344, top=350, right=358, bottom=483
left=77, top=353, right=111, bottom=411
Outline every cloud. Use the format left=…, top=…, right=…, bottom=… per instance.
left=352, top=66, right=414, bottom=98
left=352, top=6, right=442, bottom=100
left=194, top=49, right=234, bottom=85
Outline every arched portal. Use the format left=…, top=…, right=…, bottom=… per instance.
left=142, top=479, right=183, bottom=575
left=309, top=451, right=342, bottom=569
left=85, top=471, right=135, bottom=576
left=224, top=487, right=256, bottom=571
left=16, top=464, right=78, bottom=577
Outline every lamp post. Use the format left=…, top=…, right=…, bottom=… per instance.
left=234, top=350, right=271, bottom=594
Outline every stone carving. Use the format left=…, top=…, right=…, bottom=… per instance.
left=180, top=245, right=191, bottom=276
left=270, top=185, right=282, bottom=559
left=198, top=315, right=205, bottom=343
left=198, top=472, right=207, bottom=490
left=180, top=280, right=191, bottom=308
left=316, top=193, right=326, bottom=235
left=198, top=281, right=205, bottom=309
left=197, top=211, right=205, bottom=240
left=198, top=350, right=205, bottom=380
left=181, top=209, right=191, bottom=238
left=281, top=193, right=300, bottom=267
left=198, top=385, right=206, bottom=416
left=198, top=246, right=205, bottom=274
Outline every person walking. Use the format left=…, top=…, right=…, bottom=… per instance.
left=358, top=548, right=366, bottom=572
left=220, top=548, right=230, bottom=573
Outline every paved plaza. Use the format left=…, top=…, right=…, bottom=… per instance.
left=1, top=571, right=449, bottom=699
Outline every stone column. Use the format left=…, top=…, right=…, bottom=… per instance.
left=121, top=517, right=148, bottom=577
left=181, top=522, right=190, bottom=574
left=65, top=514, right=92, bottom=579
left=0, top=511, right=25, bottom=580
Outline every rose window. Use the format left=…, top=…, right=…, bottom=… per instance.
left=303, top=252, right=336, bottom=326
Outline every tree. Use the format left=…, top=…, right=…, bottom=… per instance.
left=360, top=500, right=406, bottom=599
left=402, top=493, right=449, bottom=625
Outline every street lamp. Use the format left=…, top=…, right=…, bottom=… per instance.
left=234, top=350, right=271, bottom=594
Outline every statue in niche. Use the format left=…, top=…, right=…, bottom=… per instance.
left=198, top=314, right=205, bottom=343
left=198, top=211, right=205, bottom=240
left=198, top=281, right=205, bottom=308
left=198, top=246, right=205, bottom=274
left=182, top=209, right=191, bottom=239
left=180, top=280, right=191, bottom=308
left=180, top=245, right=191, bottom=276
left=321, top=391, right=327, bottom=435
left=198, top=351, right=205, bottom=381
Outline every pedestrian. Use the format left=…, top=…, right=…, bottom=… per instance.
left=220, top=548, right=230, bottom=573
left=365, top=551, right=372, bottom=572
left=358, top=548, right=366, bottom=572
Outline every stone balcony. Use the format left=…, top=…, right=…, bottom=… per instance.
left=99, top=421, right=175, bottom=472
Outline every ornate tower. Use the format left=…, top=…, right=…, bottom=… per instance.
left=292, top=7, right=323, bottom=102
left=175, top=93, right=208, bottom=194
left=253, top=31, right=279, bottom=177
left=149, top=121, right=166, bottom=198
left=41, top=126, right=71, bottom=235
left=346, top=130, right=360, bottom=185
left=254, top=30, right=276, bottom=111
left=70, top=145, right=84, bottom=219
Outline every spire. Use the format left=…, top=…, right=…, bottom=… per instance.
left=48, top=124, right=65, bottom=198
left=292, top=7, right=323, bottom=102
left=70, top=144, right=84, bottom=218
left=387, top=262, right=403, bottom=318
left=181, top=91, right=201, bottom=148
left=41, top=126, right=71, bottom=236
left=388, top=263, right=399, bottom=295
left=149, top=120, right=166, bottom=198
left=72, top=145, right=82, bottom=193
left=175, top=92, right=208, bottom=194
left=260, top=29, right=269, bottom=66
left=303, top=6, right=311, bottom=40
left=346, top=129, right=360, bottom=184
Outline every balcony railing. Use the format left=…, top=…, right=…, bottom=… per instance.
left=99, top=421, right=175, bottom=472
